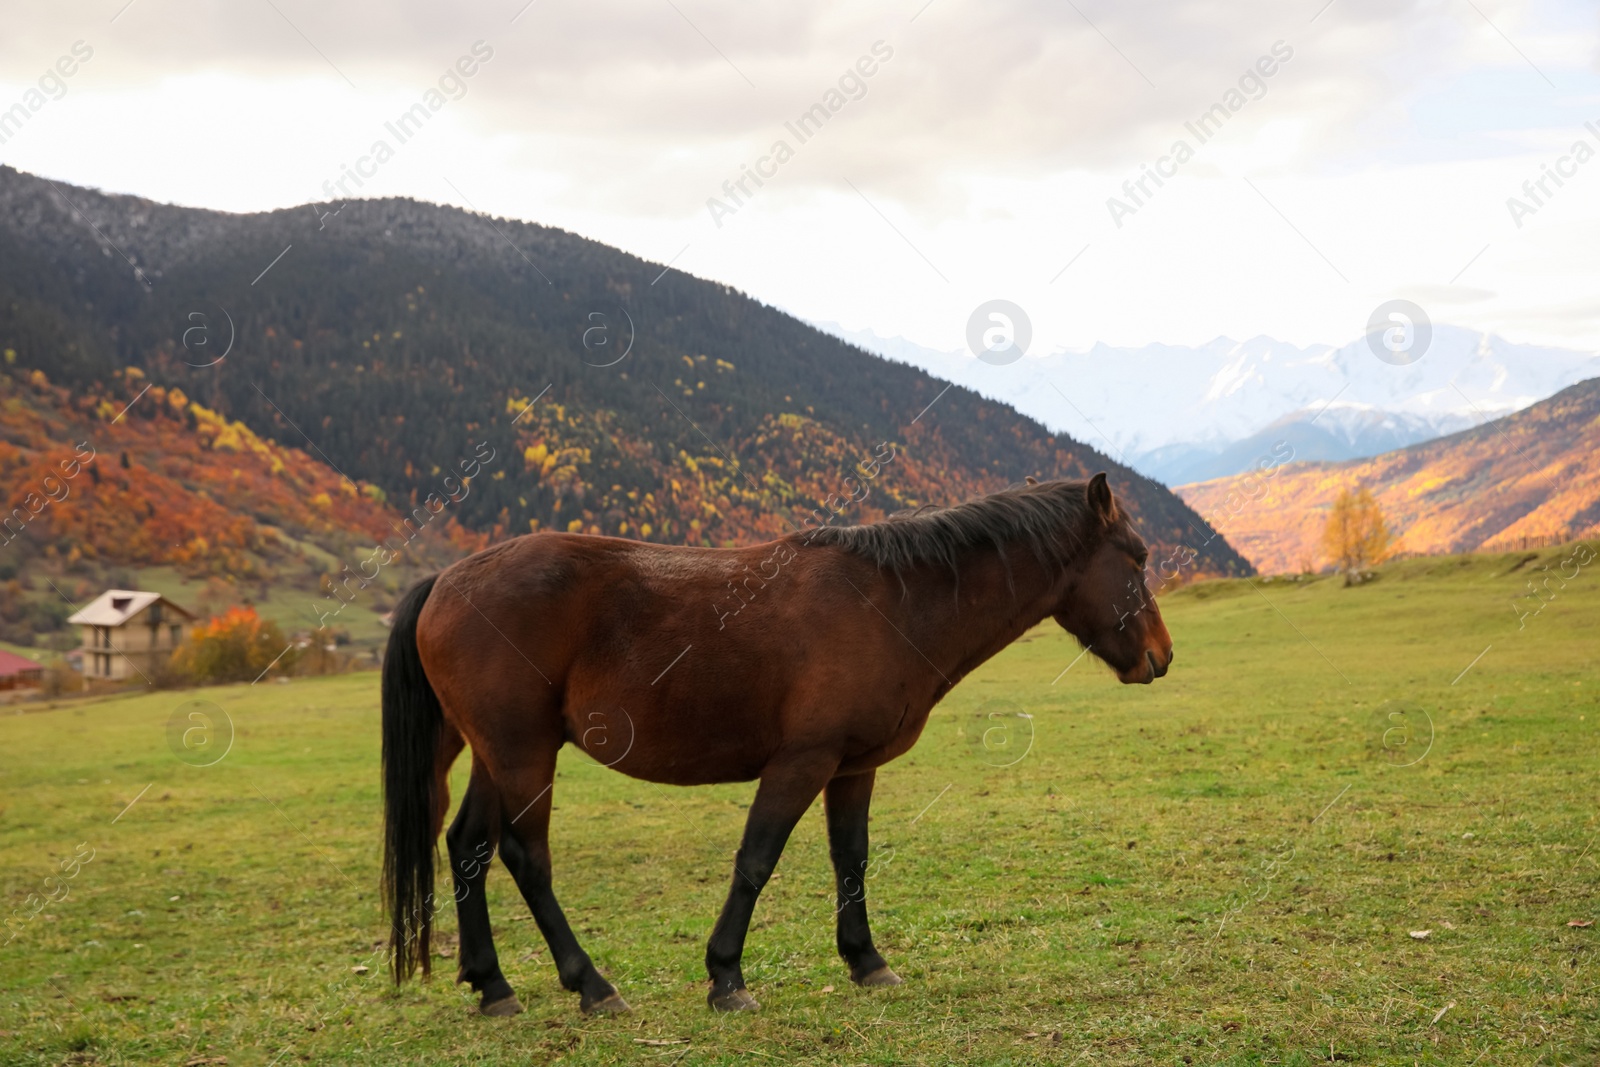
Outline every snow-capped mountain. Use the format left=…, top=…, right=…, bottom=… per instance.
left=814, top=323, right=1600, bottom=486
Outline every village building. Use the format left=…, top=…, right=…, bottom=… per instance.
left=0, top=649, right=45, bottom=691
left=67, top=590, right=196, bottom=682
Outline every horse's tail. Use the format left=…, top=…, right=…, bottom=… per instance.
left=381, top=573, right=442, bottom=983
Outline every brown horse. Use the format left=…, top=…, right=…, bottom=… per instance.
left=381, top=473, right=1173, bottom=1015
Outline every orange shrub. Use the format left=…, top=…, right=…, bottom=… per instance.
left=171, top=606, right=294, bottom=684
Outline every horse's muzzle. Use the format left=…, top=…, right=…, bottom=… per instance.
left=1146, top=649, right=1167, bottom=681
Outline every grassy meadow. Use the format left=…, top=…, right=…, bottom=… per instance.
left=0, top=545, right=1596, bottom=1065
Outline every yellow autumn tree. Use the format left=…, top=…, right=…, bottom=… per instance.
left=1322, top=487, right=1391, bottom=585
left=171, top=606, right=294, bottom=684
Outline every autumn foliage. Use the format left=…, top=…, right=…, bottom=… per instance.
left=1178, top=378, right=1600, bottom=574
left=0, top=368, right=486, bottom=576
left=500, top=393, right=1226, bottom=573
left=170, top=606, right=292, bottom=684
left=1321, top=487, right=1390, bottom=585
left=0, top=362, right=1247, bottom=599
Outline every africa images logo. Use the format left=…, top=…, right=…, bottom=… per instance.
left=966, top=300, right=1031, bottom=366
left=1365, top=300, right=1432, bottom=366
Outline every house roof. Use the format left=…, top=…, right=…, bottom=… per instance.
left=67, top=590, right=195, bottom=627
left=0, top=650, right=45, bottom=676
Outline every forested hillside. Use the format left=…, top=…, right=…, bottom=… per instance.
left=0, top=165, right=1248, bottom=575
left=1178, top=377, right=1600, bottom=573
left=0, top=368, right=482, bottom=648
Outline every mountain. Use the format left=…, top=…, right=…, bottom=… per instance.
left=1173, top=377, right=1600, bottom=574
left=818, top=323, right=1600, bottom=486
left=0, top=166, right=1249, bottom=580
left=0, top=370, right=483, bottom=648
left=1139, top=404, right=1481, bottom=486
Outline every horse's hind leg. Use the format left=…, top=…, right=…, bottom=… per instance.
left=431, top=721, right=465, bottom=841
left=825, top=770, right=901, bottom=987
left=496, top=754, right=628, bottom=1015
left=447, top=758, right=519, bottom=1016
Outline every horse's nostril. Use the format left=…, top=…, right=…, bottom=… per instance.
left=1145, top=649, right=1169, bottom=679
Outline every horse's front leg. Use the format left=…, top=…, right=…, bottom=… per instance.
left=705, top=752, right=837, bottom=1011
left=825, top=769, right=902, bottom=987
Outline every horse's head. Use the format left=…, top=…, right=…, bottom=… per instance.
left=1052, top=473, right=1174, bottom=685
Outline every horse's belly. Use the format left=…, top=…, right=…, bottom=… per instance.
left=562, top=698, right=776, bottom=785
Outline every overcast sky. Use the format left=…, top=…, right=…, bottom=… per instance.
left=3, top=0, right=1598, bottom=353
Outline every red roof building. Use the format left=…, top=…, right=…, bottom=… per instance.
left=0, top=650, right=45, bottom=690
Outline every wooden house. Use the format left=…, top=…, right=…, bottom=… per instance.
left=0, top=650, right=45, bottom=690
left=67, top=590, right=196, bottom=682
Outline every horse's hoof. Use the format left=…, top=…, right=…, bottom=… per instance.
left=480, top=993, right=525, bottom=1017
left=708, top=987, right=761, bottom=1012
left=853, top=966, right=903, bottom=988
left=582, top=990, right=631, bottom=1015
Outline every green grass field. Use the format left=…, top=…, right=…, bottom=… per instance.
left=1, top=546, right=1596, bottom=1065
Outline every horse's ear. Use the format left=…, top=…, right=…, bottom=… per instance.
left=1086, top=472, right=1115, bottom=521
left=1025, top=475, right=1038, bottom=485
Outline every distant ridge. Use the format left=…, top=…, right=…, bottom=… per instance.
left=818, top=322, right=1600, bottom=486
left=1175, top=377, right=1600, bottom=574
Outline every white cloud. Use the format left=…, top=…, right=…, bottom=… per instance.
left=2, top=0, right=1597, bottom=350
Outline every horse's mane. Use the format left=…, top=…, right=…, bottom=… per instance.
left=799, top=478, right=1111, bottom=575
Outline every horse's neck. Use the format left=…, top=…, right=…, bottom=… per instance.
left=900, top=544, right=1065, bottom=684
